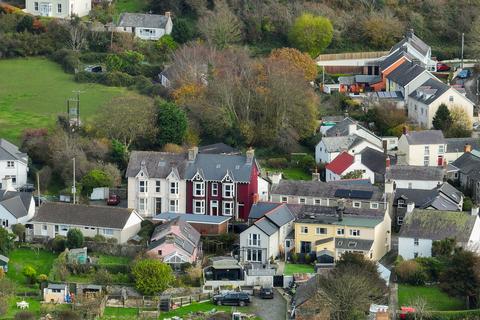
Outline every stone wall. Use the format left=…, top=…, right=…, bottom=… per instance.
left=85, top=241, right=144, bottom=257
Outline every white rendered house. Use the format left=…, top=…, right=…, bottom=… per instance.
left=25, top=0, right=91, bottom=18
left=0, top=139, right=29, bottom=189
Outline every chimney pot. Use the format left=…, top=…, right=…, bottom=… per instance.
left=464, top=144, right=472, bottom=153
left=402, top=125, right=408, bottom=135
left=386, top=157, right=391, bottom=168
left=188, top=147, right=198, bottom=161
left=246, top=148, right=255, bottom=164
left=471, top=206, right=479, bottom=216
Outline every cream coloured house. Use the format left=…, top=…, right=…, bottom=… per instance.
left=398, top=129, right=447, bottom=166
left=407, top=78, right=474, bottom=129
left=31, top=203, right=143, bottom=244
left=25, top=0, right=91, bottom=18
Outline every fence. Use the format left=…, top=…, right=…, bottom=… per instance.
left=106, top=293, right=213, bottom=309
left=316, top=51, right=389, bottom=61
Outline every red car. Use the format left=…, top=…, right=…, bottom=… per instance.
left=106, top=194, right=120, bottom=206
left=436, top=62, right=451, bottom=72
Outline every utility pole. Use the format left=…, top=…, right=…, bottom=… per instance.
left=72, top=157, right=76, bottom=204
left=36, top=172, right=41, bottom=203
left=461, top=32, right=465, bottom=69
left=477, top=78, right=479, bottom=105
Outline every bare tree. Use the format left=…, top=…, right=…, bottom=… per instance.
left=65, top=17, right=88, bottom=51
left=409, top=297, right=431, bottom=320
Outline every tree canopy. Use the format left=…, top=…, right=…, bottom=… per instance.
left=0, top=228, right=14, bottom=256
left=80, top=169, right=114, bottom=196
left=288, top=14, right=333, bottom=58
left=131, top=259, right=175, bottom=295
left=432, top=104, right=453, bottom=132
left=66, top=228, right=84, bottom=249
left=269, top=47, right=318, bottom=81
left=156, top=101, right=187, bottom=147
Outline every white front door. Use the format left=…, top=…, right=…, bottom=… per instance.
left=39, top=2, right=52, bottom=16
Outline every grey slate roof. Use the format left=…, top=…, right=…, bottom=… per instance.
left=248, top=202, right=283, bottom=220
left=446, top=138, right=480, bottom=153
left=391, top=30, right=430, bottom=57
left=335, top=238, right=374, bottom=251
left=292, top=204, right=385, bottom=222
left=151, top=217, right=200, bottom=247
left=271, top=180, right=384, bottom=201
left=385, top=165, right=444, bottom=181
left=395, top=182, right=462, bottom=211
left=399, top=209, right=476, bottom=242
left=0, top=254, right=9, bottom=264
left=322, top=115, right=345, bottom=123
left=294, top=275, right=318, bottom=307
left=265, top=205, right=295, bottom=227
left=395, top=188, right=439, bottom=208
left=386, top=61, right=428, bottom=86
left=0, top=139, right=28, bottom=164
left=360, top=147, right=388, bottom=175
left=32, top=203, right=139, bottom=229
left=379, top=49, right=412, bottom=71
left=250, top=203, right=295, bottom=236
left=126, top=151, right=188, bottom=179
left=185, top=154, right=254, bottom=183
left=403, top=130, right=445, bottom=145
left=0, top=189, right=32, bottom=218
left=48, top=283, right=67, bottom=290
left=198, top=143, right=239, bottom=155
left=438, top=182, right=463, bottom=204
left=408, top=78, right=451, bottom=105
left=153, top=212, right=231, bottom=225
left=321, top=136, right=359, bottom=152
left=452, top=152, right=480, bottom=180
left=118, top=13, right=169, bottom=29
left=254, top=217, right=278, bottom=236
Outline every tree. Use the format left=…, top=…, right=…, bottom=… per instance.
left=94, top=95, right=157, bottom=150
left=131, top=259, right=174, bottom=295
left=156, top=101, right=188, bottom=147
left=468, top=18, right=480, bottom=60
left=65, top=17, right=88, bottom=52
left=409, top=297, right=431, bottom=320
left=172, top=18, right=197, bottom=44
left=66, top=228, right=84, bottom=249
left=288, top=14, right=333, bottom=58
left=269, top=48, right=318, bottom=81
left=16, top=15, right=34, bottom=33
left=464, top=197, right=474, bottom=211
left=432, top=104, right=453, bottom=132
left=0, top=228, right=14, bottom=256
left=80, top=169, right=113, bottom=196
left=11, top=224, right=26, bottom=242
left=14, top=311, right=35, bottom=320
left=342, top=170, right=364, bottom=180
left=198, top=0, right=243, bottom=49
left=22, top=266, right=37, bottom=284
left=432, top=238, right=456, bottom=257
left=360, top=12, right=404, bottom=48
left=93, top=269, right=113, bottom=285
left=447, top=106, right=473, bottom=138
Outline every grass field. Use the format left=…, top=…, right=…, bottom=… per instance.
left=0, top=57, right=128, bottom=143
left=284, top=263, right=315, bottom=276
left=114, top=0, right=148, bottom=15
left=262, top=167, right=311, bottom=180
left=96, top=254, right=131, bottom=265
left=398, top=284, right=465, bottom=311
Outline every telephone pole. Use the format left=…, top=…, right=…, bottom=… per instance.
left=461, top=33, right=465, bottom=69
left=72, top=157, right=76, bottom=204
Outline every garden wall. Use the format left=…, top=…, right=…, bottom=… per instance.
left=84, top=241, right=144, bottom=257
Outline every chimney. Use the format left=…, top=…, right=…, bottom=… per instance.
left=270, top=172, right=282, bottom=184
left=402, top=125, right=408, bottom=135
left=165, top=11, right=171, bottom=18
left=386, top=157, right=391, bottom=168
left=253, top=193, right=259, bottom=205
left=1, top=177, right=13, bottom=191
left=336, top=201, right=345, bottom=221
left=246, top=148, right=254, bottom=164
left=406, top=202, right=415, bottom=214
left=464, top=144, right=472, bottom=153
left=348, top=123, right=357, bottom=136
left=385, top=179, right=394, bottom=194
left=188, top=147, right=198, bottom=161
left=471, top=206, right=479, bottom=216
left=354, top=153, right=361, bottom=163
left=312, top=167, right=320, bottom=181
left=382, top=140, right=388, bottom=154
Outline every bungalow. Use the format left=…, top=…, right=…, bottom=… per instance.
left=398, top=209, right=480, bottom=259
left=114, top=12, right=173, bottom=40
left=203, top=256, right=245, bottom=292
left=147, top=217, right=201, bottom=267
left=0, top=254, right=8, bottom=272
left=385, top=165, right=444, bottom=190
left=0, top=178, right=35, bottom=229
left=407, top=78, right=475, bottom=129
left=153, top=212, right=230, bottom=235
left=43, top=283, right=69, bottom=304
left=31, top=203, right=143, bottom=244
left=239, top=203, right=295, bottom=264
left=386, top=61, right=435, bottom=101
left=451, top=149, right=480, bottom=203
left=397, top=130, right=447, bottom=167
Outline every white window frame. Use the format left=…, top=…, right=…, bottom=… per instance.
left=34, top=1, right=38, bottom=10
left=211, top=183, right=218, bottom=196
left=6, top=161, right=14, bottom=168
left=210, top=200, right=218, bottom=215
left=246, top=248, right=263, bottom=262
left=424, top=146, right=430, bottom=155
left=103, top=228, right=114, bottom=236
left=414, top=238, right=419, bottom=246
left=316, top=227, right=327, bottom=235
left=194, top=182, right=205, bottom=197
left=314, top=199, right=321, bottom=205
left=370, top=202, right=379, bottom=209
left=248, top=233, right=261, bottom=246
left=139, top=180, right=147, bottom=193
left=155, top=180, right=161, bottom=193
left=169, top=199, right=178, bottom=212
left=223, top=183, right=234, bottom=198
left=300, top=226, right=308, bottom=234
left=353, top=201, right=361, bottom=208
left=170, top=181, right=178, bottom=195
left=397, top=216, right=404, bottom=225
left=223, top=201, right=233, bottom=216
left=299, top=197, right=306, bottom=204
left=193, top=200, right=205, bottom=214
left=350, top=229, right=361, bottom=237
left=57, top=3, right=61, bottom=13
left=438, top=145, right=445, bottom=154
left=281, top=196, right=288, bottom=203
left=337, top=228, right=345, bottom=236
left=424, top=156, right=430, bottom=166
left=138, top=198, right=146, bottom=211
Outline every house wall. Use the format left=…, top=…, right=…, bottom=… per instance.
left=43, top=289, right=66, bottom=303
left=0, top=196, right=34, bottom=229
left=342, top=161, right=376, bottom=184
left=398, top=138, right=447, bottom=167
left=315, top=141, right=337, bottom=163
left=0, top=160, right=28, bottom=188
left=372, top=214, right=391, bottom=261
left=134, top=27, right=165, bottom=41
left=398, top=237, right=432, bottom=259
left=270, top=194, right=386, bottom=211
left=239, top=225, right=271, bottom=264
left=118, top=212, right=143, bottom=243
left=258, top=177, right=269, bottom=202
left=25, top=0, right=90, bottom=18
left=445, top=151, right=467, bottom=163
left=188, top=221, right=227, bottom=235
left=147, top=243, right=195, bottom=263
left=393, top=179, right=442, bottom=190
left=404, top=72, right=434, bottom=101
left=467, top=215, right=480, bottom=252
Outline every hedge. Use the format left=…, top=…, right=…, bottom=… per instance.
left=404, top=309, right=480, bottom=320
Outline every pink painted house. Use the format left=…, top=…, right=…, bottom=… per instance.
left=147, top=217, right=201, bottom=268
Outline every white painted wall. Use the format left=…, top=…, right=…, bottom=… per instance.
left=258, top=177, right=269, bottom=202
left=393, top=179, right=442, bottom=190
left=0, top=160, right=28, bottom=188
left=25, top=0, right=91, bottom=18
left=239, top=225, right=272, bottom=264
left=398, top=237, right=433, bottom=259
left=404, top=72, right=434, bottom=100
left=398, top=135, right=447, bottom=167
left=0, top=196, right=34, bottom=229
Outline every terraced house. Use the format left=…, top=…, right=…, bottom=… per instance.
left=293, top=204, right=391, bottom=262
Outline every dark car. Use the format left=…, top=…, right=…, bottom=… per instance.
left=213, top=292, right=250, bottom=306
left=106, top=194, right=121, bottom=206
left=84, top=65, right=103, bottom=73
left=259, top=287, right=274, bottom=299
left=436, top=62, right=451, bottom=72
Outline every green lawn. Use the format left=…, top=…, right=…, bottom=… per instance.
left=114, top=0, right=148, bottom=15
left=398, top=284, right=465, bottom=311
left=284, top=263, right=315, bottom=276
left=0, top=57, right=128, bottom=143
left=97, top=254, right=131, bottom=266
left=6, top=248, right=57, bottom=292
left=263, top=167, right=312, bottom=180
left=2, top=297, right=42, bottom=319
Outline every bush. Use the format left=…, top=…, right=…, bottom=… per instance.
left=74, top=71, right=106, bottom=83
left=14, top=311, right=35, bottom=320
left=50, top=235, right=66, bottom=253
left=56, top=310, right=81, bottom=320
left=50, top=48, right=79, bottom=73
left=66, top=228, right=84, bottom=249
left=0, top=297, right=7, bottom=316
left=415, top=257, right=444, bottom=282
left=92, top=234, right=107, bottom=243
left=291, top=252, right=299, bottom=263
left=104, top=71, right=135, bottom=87
left=79, top=52, right=108, bottom=63
left=395, top=260, right=427, bottom=285
left=22, top=266, right=37, bottom=284
left=266, top=157, right=289, bottom=169
left=297, top=154, right=316, bottom=171
left=463, top=197, right=474, bottom=211
left=93, top=268, right=113, bottom=285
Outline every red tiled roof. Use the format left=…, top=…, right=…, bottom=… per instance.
left=325, top=152, right=354, bottom=175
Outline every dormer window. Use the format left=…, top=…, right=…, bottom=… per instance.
left=194, top=182, right=204, bottom=197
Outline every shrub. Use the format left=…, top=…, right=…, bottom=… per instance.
left=37, top=274, right=48, bottom=283
left=162, top=143, right=184, bottom=153
left=415, top=257, right=444, bottom=282
left=93, top=268, right=113, bottom=285
left=104, top=71, right=135, bottom=87
left=463, top=197, right=473, bottom=211
left=297, top=154, right=316, bottom=171
left=0, top=297, right=7, bottom=316
left=74, top=71, right=106, bottom=83
left=92, top=234, right=107, bottom=243
left=266, top=157, right=289, bottom=169
left=22, top=266, right=37, bottom=284
left=66, top=228, right=84, bottom=249
left=50, top=48, right=79, bottom=73
left=51, top=235, right=66, bottom=253
left=56, top=310, right=81, bottom=320
left=291, top=252, right=299, bottom=263
left=305, top=254, right=312, bottom=264
left=79, top=52, right=108, bottom=63
left=14, top=311, right=35, bottom=320
left=395, top=260, right=427, bottom=285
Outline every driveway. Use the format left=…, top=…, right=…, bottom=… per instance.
left=250, top=290, right=287, bottom=320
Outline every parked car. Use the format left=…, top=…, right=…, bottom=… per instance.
left=259, top=287, right=274, bottom=299
left=473, top=122, right=480, bottom=131
left=106, top=194, right=121, bottom=206
left=436, top=62, right=451, bottom=72
left=457, top=69, right=471, bottom=79
left=213, top=292, right=250, bottom=306
left=84, top=65, right=103, bottom=73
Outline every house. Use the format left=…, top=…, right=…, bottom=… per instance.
left=372, top=49, right=414, bottom=92
left=319, top=115, right=345, bottom=135
left=292, top=275, right=330, bottom=320
left=0, top=254, right=8, bottom=272
left=126, top=147, right=260, bottom=220
left=43, top=283, right=69, bottom=304
left=385, top=165, right=444, bottom=190
left=153, top=212, right=230, bottom=235
left=451, top=149, right=480, bottom=203
left=0, top=178, right=35, bottom=229
left=203, top=256, right=245, bottom=292
left=293, top=204, right=391, bottom=262
left=25, top=0, right=91, bottom=18
left=0, top=139, right=29, bottom=189
left=270, top=179, right=387, bottom=211
left=115, top=12, right=173, bottom=40
left=239, top=203, right=295, bottom=264
left=398, top=209, right=480, bottom=259
left=407, top=78, right=475, bottom=129
left=325, top=148, right=390, bottom=184
left=315, top=117, right=384, bottom=163
left=445, top=139, right=480, bottom=163
left=388, top=29, right=437, bottom=72
left=392, top=182, right=464, bottom=227
left=397, top=129, right=447, bottom=166
left=147, top=217, right=201, bottom=268
left=385, top=61, right=435, bottom=101
left=31, top=203, right=143, bottom=244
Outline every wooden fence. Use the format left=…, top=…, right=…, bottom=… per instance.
left=316, top=51, right=389, bottom=61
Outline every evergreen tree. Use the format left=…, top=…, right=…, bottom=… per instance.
left=432, top=104, right=452, bottom=132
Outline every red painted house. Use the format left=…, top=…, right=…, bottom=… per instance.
left=185, top=148, right=259, bottom=221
